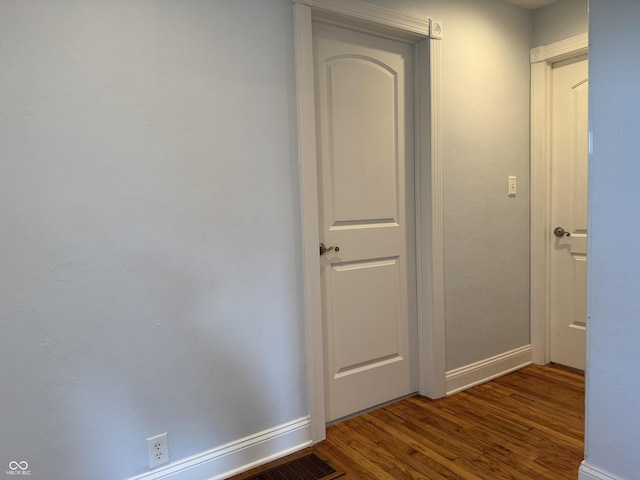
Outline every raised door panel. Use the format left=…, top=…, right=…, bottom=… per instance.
left=326, top=56, right=398, bottom=224
left=330, top=258, right=401, bottom=375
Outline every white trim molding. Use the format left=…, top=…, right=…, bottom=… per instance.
left=293, top=0, right=446, bottom=445
left=531, top=33, right=589, bottom=64
left=293, top=1, right=326, bottom=445
left=417, top=32, right=447, bottom=399
left=430, top=19, right=443, bottom=40
left=530, top=33, right=588, bottom=365
left=445, top=346, right=533, bottom=395
left=126, top=417, right=311, bottom=480
left=293, top=0, right=435, bottom=39
left=579, top=462, right=621, bottom=480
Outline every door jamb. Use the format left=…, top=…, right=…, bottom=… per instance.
left=293, top=0, right=446, bottom=443
left=530, top=33, right=588, bottom=365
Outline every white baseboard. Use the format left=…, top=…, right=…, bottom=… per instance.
left=579, top=462, right=621, bottom=480
left=126, top=417, right=312, bottom=480
left=445, top=345, right=532, bottom=395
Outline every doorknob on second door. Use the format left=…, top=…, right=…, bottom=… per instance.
left=319, top=242, right=340, bottom=256
left=553, top=226, right=571, bottom=238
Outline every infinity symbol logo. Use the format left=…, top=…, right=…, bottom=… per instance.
left=8, top=461, right=28, bottom=471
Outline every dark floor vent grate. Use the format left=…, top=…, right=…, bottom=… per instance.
left=231, top=450, right=345, bottom=480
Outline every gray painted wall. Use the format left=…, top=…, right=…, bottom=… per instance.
left=0, top=1, right=306, bottom=478
left=364, top=0, right=533, bottom=370
left=0, top=1, right=590, bottom=479
left=533, top=0, right=588, bottom=47
left=583, top=2, right=640, bottom=478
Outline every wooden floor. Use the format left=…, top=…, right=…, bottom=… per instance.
left=232, top=364, right=585, bottom=480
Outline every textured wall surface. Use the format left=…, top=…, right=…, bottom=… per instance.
left=0, top=1, right=306, bottom=478
left=533, top=0, right=588, bottom=47
left=582, top=1, right=640, bottom=479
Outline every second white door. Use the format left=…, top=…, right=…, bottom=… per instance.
left=550, top=55, right=589, bottom=371
left=313, top=22, right=417, bottom=422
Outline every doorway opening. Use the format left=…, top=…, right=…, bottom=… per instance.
left=293, top=0, right=446, bottom=441
left=530, top=33, right=589, bottom=369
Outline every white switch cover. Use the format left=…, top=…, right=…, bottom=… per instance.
left=508, top=176, right=517, bottom=196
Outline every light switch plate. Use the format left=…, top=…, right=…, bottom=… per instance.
left=508, top=176, right=517, bottom=196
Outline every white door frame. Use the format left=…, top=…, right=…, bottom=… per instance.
left=293, top=0, right=446, bottom=442
left=530, top=33, right=589, bottom=365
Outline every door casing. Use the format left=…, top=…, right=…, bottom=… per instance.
left=293, top=0, right=446, bottom=442
left=530, top=33, right=589, bottom=366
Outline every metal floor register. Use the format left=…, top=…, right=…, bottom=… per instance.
left=230, top=450, right=345, bottom=480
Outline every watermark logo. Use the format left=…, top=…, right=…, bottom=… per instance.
left=6, top=461, right=30, bottom=476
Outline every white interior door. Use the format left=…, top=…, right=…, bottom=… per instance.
left=313, top=22, right=417, bottom=422
left=549, top=55, right=588, bottom=371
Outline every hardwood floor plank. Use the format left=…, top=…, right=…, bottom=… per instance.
left=395, top=395, right=548, bottom=468
left=357, top=414, right=486, bottom=480
left=478, top=380, right=583, bottom=427
left=457, top=393, right=582, bottom=446
left=230, top=365, right=584, bottom=480
left=324, top=422, right=403, bottom=480
left=371, top=405, right=485, bottom=460
left=314, top=442, right=380, bottom=480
